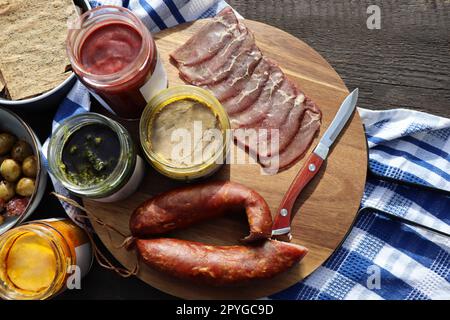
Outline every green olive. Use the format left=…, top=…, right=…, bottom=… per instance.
left=0, top=159, right=21, bottom=182
left=22, top=156, right=38, bottom=178
left=11, top=140, right=33, bottom=163
left=16, top=177, right=35, bottom=197
left=0, top=133, right=17, bottom=155
left=0, top=180, right=15, bottom=201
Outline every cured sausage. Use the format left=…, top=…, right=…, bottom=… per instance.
left=136, top=238, right=308, bottom=286
left=129, top=181, right=309, bottom=286
left=130, top=181, right=272, bottom=243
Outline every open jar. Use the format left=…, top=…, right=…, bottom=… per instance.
left=0, top=219, right=92, bottom=300
left=66, top=6, right=167, bottom=119
left=140, top=86, right=231, bottom=181
left=47, top=113, right=145, bottom=202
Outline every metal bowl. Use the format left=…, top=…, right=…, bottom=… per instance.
left=0, top=0, right=91, bottom=111
left=0, top=107, right=48, bottom=235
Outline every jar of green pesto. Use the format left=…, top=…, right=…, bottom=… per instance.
left=47, top=113, right=145, bottom=202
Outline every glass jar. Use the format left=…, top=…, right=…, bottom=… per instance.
left=140, top=85, right=231, bottom=181
left=67, top=6, right=167, bottom=119
left=47, top=113, right=145, bottom=202
left=0, top=219, right=92, bottom=300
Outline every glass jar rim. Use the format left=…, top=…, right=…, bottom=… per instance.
left=0, top=224, right=71, bottom=300
left=47, top=112, right=136, bottom=198
left=66, top=5, right=155, bottom=88
left=139, top=85, right=231, bottom=177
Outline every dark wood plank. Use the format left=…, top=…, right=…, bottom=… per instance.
left=228, top=0, right=450, bottom=118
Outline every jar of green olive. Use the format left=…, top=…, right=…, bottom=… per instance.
left=47, top=113, right=145, bottom=202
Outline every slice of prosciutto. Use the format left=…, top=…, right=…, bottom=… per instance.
left=230, top=61, right=284, bottom=125
left=177, top=27, right=254, bottom=86
left=202, top=44, right=262, bottom=102
left=269, top=93, right=307, bottom=155
left=259, top=77, right=298, bottom=130
left=170, top=7, right=241, bottom=67
left=223, top=57, right=271, bottom=117
left=261, top=99, right=321, bottom=171
left=244, top=78, right=298, bottom=157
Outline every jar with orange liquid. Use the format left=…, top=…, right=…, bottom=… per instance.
left=0, top=219, right=93, bottom=300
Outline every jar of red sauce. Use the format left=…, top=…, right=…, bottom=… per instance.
left=67, top=6, right=167, bottom=119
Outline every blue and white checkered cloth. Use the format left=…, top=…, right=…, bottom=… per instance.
left=46, top=1, right=450, bottom=300
left=271, top=109, right=450, bottom=300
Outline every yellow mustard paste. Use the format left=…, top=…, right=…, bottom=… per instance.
left=149, top=98, right=223, bottom=168
left=6, top=233, right=57, bottom=293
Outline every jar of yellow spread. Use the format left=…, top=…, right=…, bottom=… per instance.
left=140, top=86, right=231, bottom=181
left=0, top=219, right=93, bottom=300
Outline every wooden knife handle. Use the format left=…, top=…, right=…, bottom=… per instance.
left=272, top=153, right=324, bottom=231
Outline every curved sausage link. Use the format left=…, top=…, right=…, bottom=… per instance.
left=136, top=238, right=308, bottom=286
left=130, top=181, right=272, bottom=242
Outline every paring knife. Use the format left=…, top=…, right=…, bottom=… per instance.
left=271, top=88, right=359, bottom=241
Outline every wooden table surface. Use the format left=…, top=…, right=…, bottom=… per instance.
left=229, top=0, right=450, bottom=118
left=18, top=0, right=449, bottom=299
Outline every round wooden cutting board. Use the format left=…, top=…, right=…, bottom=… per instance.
left=84, top=19, right=368, bottom=299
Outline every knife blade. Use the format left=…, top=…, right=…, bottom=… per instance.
left=271, top=88, right=359, bottom=240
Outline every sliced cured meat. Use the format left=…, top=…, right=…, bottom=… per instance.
left=170, top=7, right=241, bottom=67
left=202, top=45, right=262, bottom=102
left=243, top=79, right=298, bottom=157
left=261, top=99, right=321, bottom=171
left=230, top=62, right=284, bottom=125
left=222, top=58, right=270, bottom=116
left=177, top=27, right=254, bottom=86
left=171, top=8, right=322, bottom=172
left=269, top=93, right=307, bottom=155
left=259, top=77, right=298, bottom=130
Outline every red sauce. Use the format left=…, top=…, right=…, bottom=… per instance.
left=75, top=21, right=157, bottom=119
left=80, top=23, right=142, bottom=75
